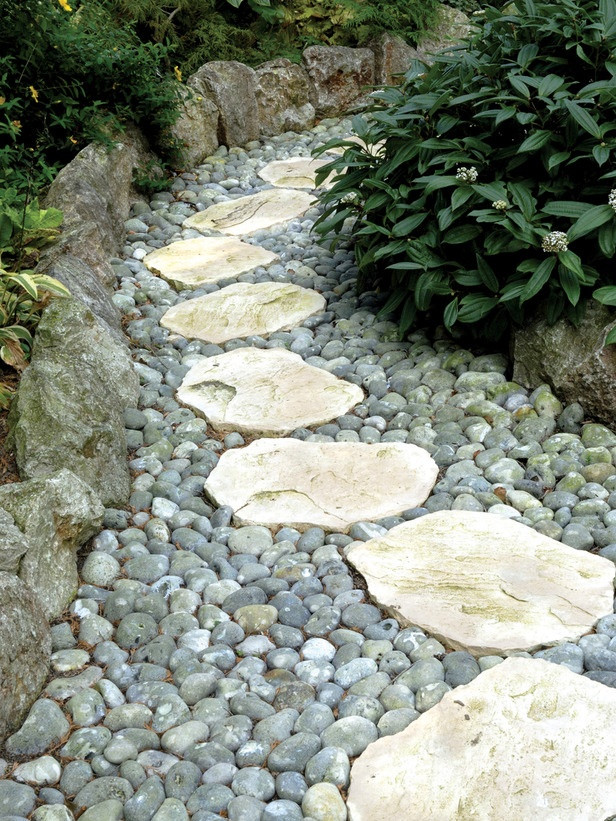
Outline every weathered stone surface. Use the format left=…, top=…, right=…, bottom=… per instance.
left=513, top=301, right=616, bottom=428
left=171, top=85, right=219, bottom=168
left=0, top=507, right=29, bottom=573
left=185, top=189, right=316, bottom=236
left=161, top=282, right=325, bottom=345
left=369, top=32, right=420, bottom=85
left=189, top=61, right=258, bottom=146
left=302, top=45, right=375, bottom=118
left=177, top=347, right=364, bottom=435
left=258, top=158, right=335, bottom=190
left=0, top=470, right=104, bottom=619
left=347, top=511, right=615, bottom=656
left=255, top=58, right=315, bottom=136
left=144, top=236, right=279, bottom=289
left=9, top=298, right=139, bottom=506
left=205, top=439, right=438, bottom=532
left=44, top=126, right=153, bottom=288
left=35, top=254, right=124, bottom=344
left=414, top=5, right=472, bottom=64
left=0, top=573, right=51, bottom=743
left=347, top=658, right=616, bottom=820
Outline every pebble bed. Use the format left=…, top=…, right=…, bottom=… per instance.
left=3, top=117, right=616, bottom=821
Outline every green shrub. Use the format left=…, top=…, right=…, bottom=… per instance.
left=315, top=0, right=616, bottom=343
left=0, top=0, right=184, bottom=197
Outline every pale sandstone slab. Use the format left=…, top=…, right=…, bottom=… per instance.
left=177, top=347, right=364, bottom=435
left=204, top=438, right=438, bottom=532
left=184, top=189, right=316, bottom=236
left=160, top=282, right=325, bottom=345
left=258, top=158, right=336, bottom=190
left=143, top=236, right=279, bottom=289
left=347, top=510, right=615, bottom=656
left=348, top=658, right=616, bottom=821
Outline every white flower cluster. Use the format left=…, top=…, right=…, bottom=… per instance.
left=541, top=231, right=569, bottom=253
left=455, top=166, right=478, bottom=183
left=492, top=200, right=508, bottom=211
left=609, top=189, right=616, bottom=212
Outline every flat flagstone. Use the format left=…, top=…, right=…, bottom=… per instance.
left=184, top=188, right=316, bottom=236
left=347, top=658, right=616, bottom=821
left=160, top=282, right=326, bottom=345
left=257, top=158, right=336, bottom=189
left=177, top=347, right=364, bottom=436
left=143, top=236, right=279, bottom=289
left=204, top=438, right=438, bottom=532
left=347, top=510, right=615, bottom=656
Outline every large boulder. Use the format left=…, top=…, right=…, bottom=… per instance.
left=172, top=85, right=220, bottom=167
left=189, top=61, right=259, bottom=147
left=512, top=301, right=616, bottom=428
left=302, top=45, right=375, bottom=118
left=255, top=58, right=315, bottom=136
left=0, top=572, right=51, bottom=743
left=369, top=32, right=420, bottom=85
left=0, top=470, right=104, bottom=619
left=414, top=5, right=472, bottom=64
left=44, top=127, right=153, bottom=288
left=0, top=507, right=29, bottom=573
left=8, top=297, right=139, bottom=506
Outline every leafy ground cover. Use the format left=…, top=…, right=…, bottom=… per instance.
left=316, top=0, right=616, bottom=343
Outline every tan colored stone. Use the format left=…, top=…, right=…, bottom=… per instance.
left=143, top=237, right=279, bottom=289
left=160, top=282, right=325, bottom=345
left=204, top=439, right=438, bottom=532
left=177, top=347, right=364, bottom=435
left=185, top=189, right=316, bottom=236
left=348, top=657, right=616, bottom=821
left=326, top=135, right=386, bottom=157
left=347, top=510, right=615, bottom=656
left=258, top=158, right=336, bottom=190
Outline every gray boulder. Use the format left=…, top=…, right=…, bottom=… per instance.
left=512, top=301, right=616, bottom=428
left=369, top=32, right=421, bottom=85
left=8, top=297, right=139, bottom=506
left=0, top=572, right=51, bottom=743
left=0, top=507, right=29, bottom=573
left=413, top=5, right=472, bottom=64
left=0, top=470, right=104, bottom=619
left=44, top=127, right=154, bottom=288
left=302, top=45, right=375, bottom=118
left=255, top=58, right=315, bottom=136
left=189, top=61, right=259, bottom=146
left=172, top=85, right=220, bottom=167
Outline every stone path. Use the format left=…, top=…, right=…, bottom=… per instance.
left=3, top=120, right=616, bottom=821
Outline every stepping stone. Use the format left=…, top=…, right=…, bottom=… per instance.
left=347, top=657, right=616, bottom=820
left=160, top=282, right=325, bottom=345
left=204, top=439, right=438, bottom=532
left=184, top=189, right=316, bottom=236
left=143, top=236, right=279, bottom=289
left=258, top=158, right=336, bottom=189
left=347, top=510, right=615, bottom=656
left=177, top=347, right=364, bottom=436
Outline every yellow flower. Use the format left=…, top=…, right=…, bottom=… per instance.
left=57, top=0, right=72, bottom=10
left=174, top=66, right=182, bottom=82
left=11, top=120, right=21, bottom=130
left=0, top=97, right=5, bottom=105
left=69, top=136, right=78, bottom=145
left=29, top=86, right=39, bottom=103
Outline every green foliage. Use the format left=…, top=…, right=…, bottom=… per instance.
left=315, top=0, right=616, bottom=342
left=0, top=190, right=69, bottom=408
left=281, top=0, right=440, bottom=49
left=0, top=0, right=184, bottom=199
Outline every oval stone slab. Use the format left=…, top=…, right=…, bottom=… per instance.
left=177, top=347, right=364, bottom=436
left=347, top=658, right=616, bottom=820
left=347, top=510, right=615, bottom=655
left=204, top=439, right=438, bottom=532
left=184, top=188, right=316, bottom=236
left=160, top=282, right=326, bottom=345
left=143, top=236, right=279, bottom=289
left=258, top=158, right=336, bottom=189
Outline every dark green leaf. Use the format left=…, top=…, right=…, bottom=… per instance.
left=541, top=201, right=594, bottom=218
left=568, top=205, right=615, bottom=241
left=391, top=213, right=428, bottom=237
left=547, top=151, right=571, bottom=171
left=563, top=99, right=603, bottom=139
left=458, top=295, right=499, bottom=323
left=443, top=297, right=459, bottom=330
left=519, top=256, right=556, bottom=303
left=593, top=286, right=616, bottom=306
left=507, top=182, right=535, bottom=220
left=593, top=144, right=611, bottom=166
left=517, top=130, right=552, bottom=153
left=476, top=254, right=499, bottom=292
left=606, top=327, right=616, bottom=345
left=559, top=266, right=581, bottom=306
left=599, top=222, right=616, bottom=257
left=442, top=224, right=482, bottom=244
